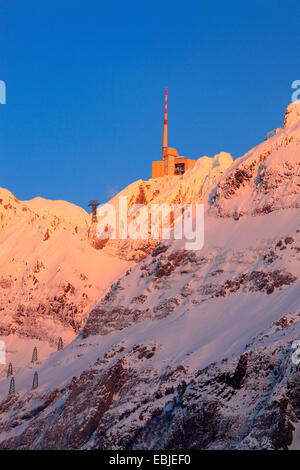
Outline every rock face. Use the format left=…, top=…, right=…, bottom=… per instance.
left=0, top=189, right=130, bottom=355
left=283, top=101, right=300, bottom=129
left=95, top=152, right=234, bottom=261
left=210, top=114, right=300, bottom=218
left=0, top=103, right=299, bottom=450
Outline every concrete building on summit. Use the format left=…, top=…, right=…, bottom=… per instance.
left=152, top=88, right=196, bottom=178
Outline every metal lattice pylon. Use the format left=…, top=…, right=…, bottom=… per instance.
left=8, top=377, right=15, bottom=395
left=7, top=362, right=13, bottom=378
left=57, top=337, right=64, bottom=351
left=31, top=346, right=38, bottom=363
left=32, top=371, right=38, bottom=390
left=88, top=200, right=100, bottom=224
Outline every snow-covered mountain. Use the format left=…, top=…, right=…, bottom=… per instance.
left=0, top=189, right=131, bottom=372
left=210, top=102, right=300, bottom=218
left=0, top=102, right=299, bottom=450
left=90, top=151, right=233, bottom=261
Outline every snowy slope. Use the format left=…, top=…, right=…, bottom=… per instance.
left=0, top=103, right=299, bottom=450
left=23, top=196, right=90, bottom=228
left=210, top=102, right=300, bottom=218
left=93, top=151, right=234, bottom=260
left=0, top=188, right=131, bottom=359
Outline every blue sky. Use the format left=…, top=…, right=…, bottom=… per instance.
left=1, top=0, right=299, bottom=210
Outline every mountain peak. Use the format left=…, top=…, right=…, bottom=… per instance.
left=283, top=101, right=300, bottom=128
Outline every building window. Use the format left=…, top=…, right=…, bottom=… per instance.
left=175, top=163, right=185, bottom=175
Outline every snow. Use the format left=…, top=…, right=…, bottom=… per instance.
left=0, top=206, right=299, bottom=404
left=290, top=423, right=300, bottom=450
left=23, top=196, right=90, bottom=229
left=0, top=336, right=56, bottom=380
left=0, top=102, right=299, bottom=449
left=283, top=101, right=300, bottom=129
left=0, top=185, right=132, bottom=349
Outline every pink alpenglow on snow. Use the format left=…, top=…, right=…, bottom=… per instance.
left=0, top=103, right=299, bottom=450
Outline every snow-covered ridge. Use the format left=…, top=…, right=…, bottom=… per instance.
left=0, top=103, right=299, bottom=449
left=210, top=103, right=300, bottom=218
left=0, top=187, right=131, bottom=352
left=0, top=187, right=90, bottom=232
left=22, top=196, right=90, bottom=229
left=0, top=206, right=299, bottom=449
left=283, top=101, right=300, bottom=129
left=94, top=152, right=234, bottom=260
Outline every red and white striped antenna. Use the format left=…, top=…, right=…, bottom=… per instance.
left=162, top=87, right=168, bottom=157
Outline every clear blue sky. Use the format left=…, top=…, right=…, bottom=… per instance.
left=1, top=0, right=299, bottom=210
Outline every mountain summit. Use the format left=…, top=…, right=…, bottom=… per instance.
left=0, top=103, right=299, bottom=450
left=283, top=101, right=300, bottom=128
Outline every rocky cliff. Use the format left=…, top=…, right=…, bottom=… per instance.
left=0, top=103, right=299, bottom=449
